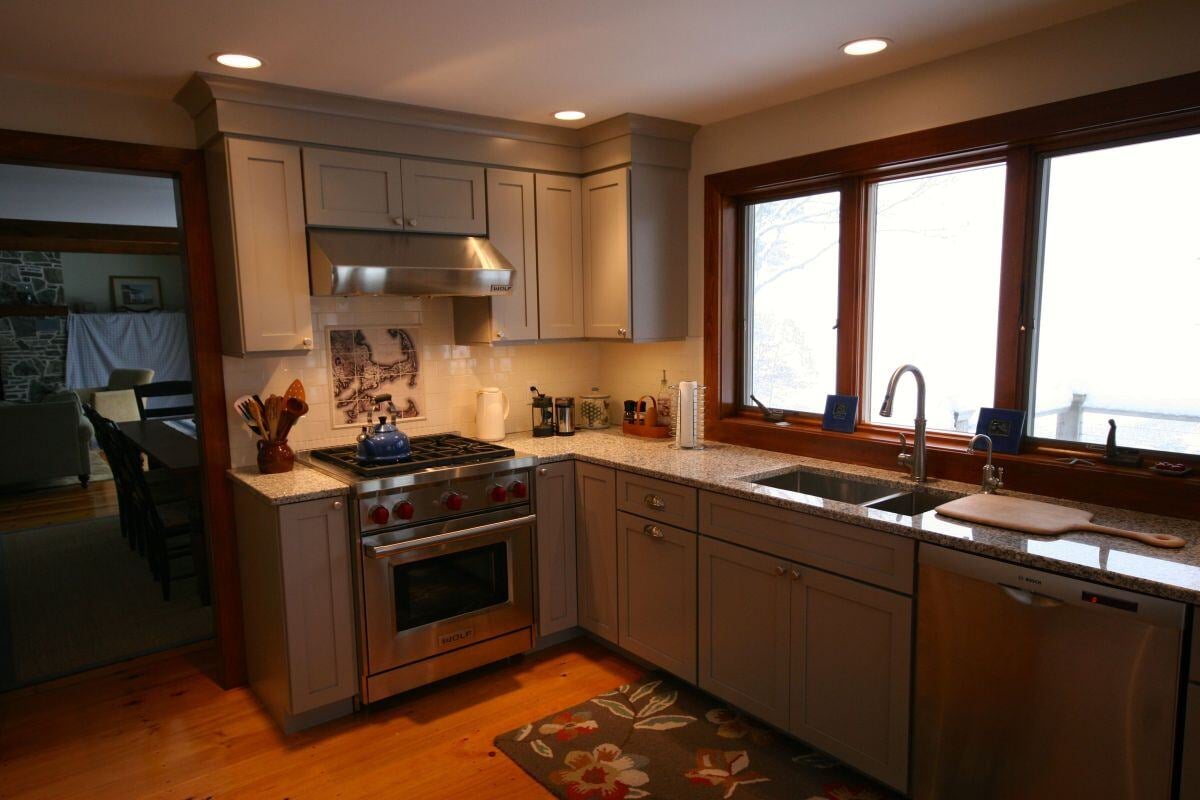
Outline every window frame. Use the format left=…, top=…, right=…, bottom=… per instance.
left=705, top=71, right=1200, bottom=517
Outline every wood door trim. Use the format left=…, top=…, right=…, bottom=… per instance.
left=0, top=218, right=182, bottom=254
left=0, top=127, right=244, bottom=687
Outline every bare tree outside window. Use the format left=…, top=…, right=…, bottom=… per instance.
left=746, top=191, right=839, bottom=413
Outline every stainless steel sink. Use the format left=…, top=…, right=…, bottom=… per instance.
left=751, top=470, right=900, bottom=505
left=864, top=490, right=946, bottom=516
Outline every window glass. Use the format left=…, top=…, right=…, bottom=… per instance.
left=866, top=164, right=1007, bottom=431
left=745, top=191, right=840, bottom=413
left=1031, top=133, right=1200, bottom=455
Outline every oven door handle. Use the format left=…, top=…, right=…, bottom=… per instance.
left=362, top=513, right=536, bottom=559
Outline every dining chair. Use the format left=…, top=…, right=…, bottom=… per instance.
left=133, top=380, right=195, bottom=420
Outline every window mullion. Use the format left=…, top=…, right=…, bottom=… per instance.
left=836, top=176, right=865, bottom=397
left=994, top=146, right=1035, bottom=411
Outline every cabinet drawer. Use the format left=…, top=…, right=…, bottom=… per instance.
left=616, top=471, right=697, bottom=530
left=699, top=491, right=914, bottom=594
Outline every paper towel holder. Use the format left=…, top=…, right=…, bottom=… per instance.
left=669, top=380, right=706, bottom=450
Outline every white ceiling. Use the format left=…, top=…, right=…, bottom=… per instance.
left=0, top=0, right=1128, bottom=127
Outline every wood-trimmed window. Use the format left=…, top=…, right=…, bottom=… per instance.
left=704, top=71, right=1200, bottom=518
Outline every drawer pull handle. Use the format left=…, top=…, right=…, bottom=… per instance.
left=644, top=524, right=664, bottom=539
left=773, top=565, right=787, bottom=577
left=644, top=494, right=665, bottom=510
left=790, top=568, right=802, bottom=581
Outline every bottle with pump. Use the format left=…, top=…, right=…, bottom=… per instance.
left=656, top=369, right=673, bottom=429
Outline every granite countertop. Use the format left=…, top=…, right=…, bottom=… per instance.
left=508, top=429, right=1200, bottom=605
left=228, top=464, right=350, bottom=505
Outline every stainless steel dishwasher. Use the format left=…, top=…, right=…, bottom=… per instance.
left=914, top=544, right=1184, bottom=799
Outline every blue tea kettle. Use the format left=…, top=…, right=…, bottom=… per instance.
left=356, top=394, right=412, bottom=464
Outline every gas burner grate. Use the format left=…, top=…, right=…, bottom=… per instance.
left=309, top=434, right=517, bottom=477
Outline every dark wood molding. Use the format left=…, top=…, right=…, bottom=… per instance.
left=0, top=218, right=181, bottom=255
left=0, top=128, right=245, bottom=687
left=704, top=71, right=1200, bottom=520
left=0, top=304, right=68, bottom=317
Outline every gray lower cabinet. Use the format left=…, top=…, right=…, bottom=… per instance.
left=535, top=461, right=577, bottom=637
left=790, top=565, right=911, bottom=791
left=617, top=511, right=697, bottom=681
left=699, top=533, right=911, bottom=790
left=233, top=486, right=357, bottom=733
left=576, top=462, right=618, bottom=642
left=698, top=535, right=791, bottom=729
left=1182, top=684, right=1200, bottom=798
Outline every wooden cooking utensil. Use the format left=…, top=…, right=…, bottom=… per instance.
left=284, top=379, right=306, bottom=403
left=936, top=494, right=1186, bottom=549
left=247, top=401, right=268, bottom=441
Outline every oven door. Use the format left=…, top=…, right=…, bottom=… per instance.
left=360, top=508, right=534, bottom=676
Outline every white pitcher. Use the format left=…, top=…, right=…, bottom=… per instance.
left=475, top=387, right=509, bottom=441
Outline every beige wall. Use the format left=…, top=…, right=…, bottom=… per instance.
left=0, top=74, right=194, bottom=148
left=683, top=0, right=1200, bottom=348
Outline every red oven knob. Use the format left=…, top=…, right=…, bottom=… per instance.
left=368, top=505, right=390, bottom=525
left=490, top=485, right=508, bottom=503
left=444, top=491, right=464, bottom=511
left=510, top=480, right=528, bottom=499
left=393, top=500, right=415, bottom=520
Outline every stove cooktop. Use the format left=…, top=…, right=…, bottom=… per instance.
left=308, top=433, right=517, bottom=478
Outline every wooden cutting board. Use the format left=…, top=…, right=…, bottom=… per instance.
left=935, top=494, right=1186, bottom=549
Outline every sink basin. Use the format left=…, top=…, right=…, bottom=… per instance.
left=752, top=470, right=900, bottom=505
left=864, top=490, right=946, bottom=517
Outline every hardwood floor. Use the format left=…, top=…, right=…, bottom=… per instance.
left=0, top=637, right=645, bottom=799
left=0, top=479, right=119, bottom=533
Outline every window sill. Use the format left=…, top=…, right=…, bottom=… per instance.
left=710, top=413, right=1200, bottom=520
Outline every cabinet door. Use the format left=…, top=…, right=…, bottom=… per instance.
left=277, top=497, right=357, bottom=716
left=400, top=159, right=486, bottom=234
left=535, top=174, right=584, bottom=339
left=581, top=168, right=631, bottom=339
left=1182, top=686, right=1200, bottom=799
left=226, top=138, right=313, bottom=354
left=536, top=461, right=577, bottom=637
left=790, top=567, right=911, bottom=790
left=576, top=462, right=618, bottom=643
left=698, top=536, right=791, bottom=729
left=486, top=169, right=539, bottom=341
left=617, top=512, right=697, bottom=681
left=301, top=147, right=404, bottom=229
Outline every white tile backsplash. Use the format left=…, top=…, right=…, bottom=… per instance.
left=223, top=296, right=604, bottom=466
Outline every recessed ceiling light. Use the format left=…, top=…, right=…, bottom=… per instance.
left=211, top=53, right=263, bottom=69
left=554, top=110, right=586, bottom=121
left=841, top=38, right=890, bottom=56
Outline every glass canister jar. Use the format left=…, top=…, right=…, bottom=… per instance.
left=578, top=387, right=611, bottom=429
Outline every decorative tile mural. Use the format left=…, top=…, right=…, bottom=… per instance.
left=329, top=326, right=424, bottom=427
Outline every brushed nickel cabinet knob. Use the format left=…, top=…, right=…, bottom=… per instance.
left=332, top=500, right=344, bottom=510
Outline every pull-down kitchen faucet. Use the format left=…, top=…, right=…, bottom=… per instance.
left=880, top=364, right=927, bottom=482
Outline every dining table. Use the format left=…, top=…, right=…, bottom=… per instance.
left=117, top=418, right=200, bottom=472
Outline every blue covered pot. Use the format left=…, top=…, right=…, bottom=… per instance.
left=356, top=415, right=412, bottom=463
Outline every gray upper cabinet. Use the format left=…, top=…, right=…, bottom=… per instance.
left=575, top=462, right=618, bottom=643
left=789, top=566, right=911, bottom=791
left=302, top=147, right=405, bottom=229
left=399, top=158, right=486, bottom=234
left=582, top=166, right=688, bottom=341
left=535, top=461, right=577, bottom=638
left=453, top=169, right=539, bottom=344
left=208, top=137, right=314, bottom=356
left=536, top=173, right=585, bottom=339
left=617, top=511, right=697, bottom=682
left=698, top=535, right=791, bottom=729
left=581, top=168, right=631, bottom=339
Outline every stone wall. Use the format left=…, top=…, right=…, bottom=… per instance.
left=0, top=251, right=67, bottom=402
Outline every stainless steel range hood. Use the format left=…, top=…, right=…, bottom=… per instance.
left=308, top=229, right=514, bottom=297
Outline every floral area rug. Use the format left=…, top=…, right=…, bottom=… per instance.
left=494, top=674, right=901, bottom=800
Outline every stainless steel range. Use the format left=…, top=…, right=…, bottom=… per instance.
left=300, top=434, right=537, bottom=704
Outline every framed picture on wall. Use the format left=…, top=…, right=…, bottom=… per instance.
left=110, top=276, right=162, bottom=312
